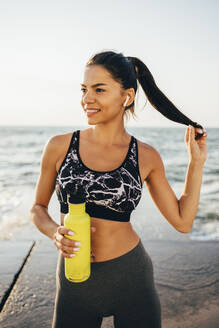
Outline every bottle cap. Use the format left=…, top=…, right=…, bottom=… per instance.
left=66, top=184, right=86, bottom=204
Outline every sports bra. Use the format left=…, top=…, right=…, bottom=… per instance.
left=55, top=130, right=143, bottom=222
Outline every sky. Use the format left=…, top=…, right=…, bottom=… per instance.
left=0, top=0, right=218, bottom=127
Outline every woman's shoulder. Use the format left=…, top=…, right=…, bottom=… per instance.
left=48, top=131, right=74, bottom=147
left=136, top=137, right=160, bottom=157
left=43, top=131, right=76, bottom=160
left=136, top=138, right=163, bottom=170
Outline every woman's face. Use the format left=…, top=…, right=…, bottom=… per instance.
left=80, top=65, right=127, bottom=124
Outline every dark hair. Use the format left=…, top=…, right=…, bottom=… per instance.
left=86, top=50, right=204, bottom=138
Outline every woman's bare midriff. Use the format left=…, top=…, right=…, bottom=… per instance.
left=57, top=129, right=151, bottom=263
left=61, top=213, right=140, bottom=263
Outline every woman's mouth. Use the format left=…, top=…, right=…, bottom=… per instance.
left=86, top=109, right=101, bottom=116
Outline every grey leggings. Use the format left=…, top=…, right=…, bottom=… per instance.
left=52, top=239, right=161, bottom=328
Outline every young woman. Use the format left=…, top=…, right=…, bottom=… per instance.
left=30, top=50, right=207, bottom=328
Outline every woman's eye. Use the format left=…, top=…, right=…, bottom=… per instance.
left=80, top=88, right=104, bottom=93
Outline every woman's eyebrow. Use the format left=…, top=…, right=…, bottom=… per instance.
left=80, top=83, right=108, bottom=87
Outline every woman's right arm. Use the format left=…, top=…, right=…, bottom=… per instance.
left=29, top=135, right=61, bottom=240
left=29, top=134, right=97, bottom=258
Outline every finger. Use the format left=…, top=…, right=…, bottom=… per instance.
left=58, top=226, right=75, bottom=237
left=194, top=127, right=207, bottom=140
left=56, top=231, right=78, bottom=248
left=189, top=125, right=196, bottom=143
left=54, top=237, right=81, bottom=255
left=185, top=125, right=190, bottom=143
left=188, top=125, right=192, bottom=143
left=60, top=250, right=76, bottom=258
left=91, top=226, right=96, bottom=233
left=53, top=237, right=59, bottom=249
left=195, top=128, right=204, bottom=134
left=195, top=128, right=207, bottom=141
left=54, top=236, right=80, bottom=253
left=198, top=132, right=208, bottom=143
left=57, top=227, right=77, bottom=246
left=54, top=239, right=62, bottom=251
left=62, top=244, right=80, bottom=254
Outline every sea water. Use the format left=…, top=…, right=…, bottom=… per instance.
left=0, top=125, right=218, bottom=241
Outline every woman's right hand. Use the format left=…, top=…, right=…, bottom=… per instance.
left=53, top=225, right=96, bottom=259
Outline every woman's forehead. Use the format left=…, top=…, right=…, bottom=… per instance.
left=83, top=65, right=115, bottom=84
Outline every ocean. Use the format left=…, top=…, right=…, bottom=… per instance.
left=0, top=125, right=218, bottom=241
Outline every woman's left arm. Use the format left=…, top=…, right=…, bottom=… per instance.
left=145, top=125, right=207, bottom=233
left=178, top=125, right=207, bottom=231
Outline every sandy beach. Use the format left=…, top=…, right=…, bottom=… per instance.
left=0, top=186, right=218, bottom=327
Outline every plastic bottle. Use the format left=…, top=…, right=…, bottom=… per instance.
left=64, top=185, right=91, bottom=283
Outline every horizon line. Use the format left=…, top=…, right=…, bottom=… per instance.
left=0, top=124, right=218, bottom=128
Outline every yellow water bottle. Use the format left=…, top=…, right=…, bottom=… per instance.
left=64, top=185, right=91, bottom=283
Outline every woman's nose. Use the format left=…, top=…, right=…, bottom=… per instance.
left=82, top=91, right=95, bottom=104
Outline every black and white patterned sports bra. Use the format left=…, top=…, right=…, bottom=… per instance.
left=55, top=130, right=143, bottom=222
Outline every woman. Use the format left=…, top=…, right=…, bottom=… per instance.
left=30, top=50, right=207, bottom=328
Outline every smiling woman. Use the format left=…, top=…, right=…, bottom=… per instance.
left=30, top=50, right=207, bottom=328
left=79, top=63, right=136, bottom=128
left=80, top=84, right=103, bottom=115
left=83, top=51, right=205, bottom=138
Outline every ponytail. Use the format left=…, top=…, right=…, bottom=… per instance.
left=127, top=56, right=204, bottom=139
left=85, top=50, right=204, bottom=139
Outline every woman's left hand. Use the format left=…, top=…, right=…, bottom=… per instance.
left=185, top=125, right=207, bottom=165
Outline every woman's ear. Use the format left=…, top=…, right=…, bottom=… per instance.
left=123, top=96, right=130, bottom=107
